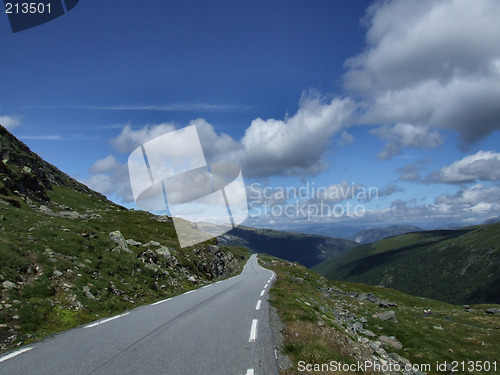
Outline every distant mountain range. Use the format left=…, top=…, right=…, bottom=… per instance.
left=483, top=216, right=500, bottom=224
left=214, top=225, right=358, bottom=268
left=313, top=223, right=500, bottom=305
left=350, top=225, right=423, bottom=244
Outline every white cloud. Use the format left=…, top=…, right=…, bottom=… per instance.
left=434, top=183, right=500, bottom=207
left=345, top=0, right=500, bottom=146
left=108, top=93, right=354, bottom=179
left=89, top=155, right=121, bottom=174
left=426, top=150, right=500, bottom=183
left=86, top=165, right=134, bottom=203
left=237, top=93, right=354, bottom=177
left=0, top=115, right=21, bottom=130
left=371, top=123, right=443, bottom=160
left=110, top=123, right=176, bottom=153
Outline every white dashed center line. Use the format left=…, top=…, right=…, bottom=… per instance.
left=246, top=369, right=255, bottom=375
left=255, top=300, right=262, bottom=310
left=249, top=319, right=258, bottom=342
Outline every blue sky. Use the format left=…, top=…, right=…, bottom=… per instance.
left=1, top=0, right=500, bottom=237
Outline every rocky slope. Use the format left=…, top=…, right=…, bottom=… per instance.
left=0, top=124, right=249, bottom=352
left=260, top=255, right=500, bottom=375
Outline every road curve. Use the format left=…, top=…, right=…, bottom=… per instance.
left=0, top=254, right=278, bottom=375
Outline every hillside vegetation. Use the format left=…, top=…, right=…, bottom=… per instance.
left=260, top=255, right=500, bottom=375
left=313, top=225, right=500, bottom=305
left=0, top=124, right=249, bottom=352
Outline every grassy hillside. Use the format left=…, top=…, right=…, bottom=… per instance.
left=216, top=225, right=358, bottom=268
left=0, top=125, right=250, bottom=352
left=350, top=225, right=423, bottom=244
left=313, top=225, right=500, bottom=305
left=259, top=255, right=500, bottom=375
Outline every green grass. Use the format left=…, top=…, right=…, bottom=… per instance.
left=313, top=224, right=500, bottom=305
left=0, top=185, right=250, bottom=352
left=259, top=255, right=500, bottom=375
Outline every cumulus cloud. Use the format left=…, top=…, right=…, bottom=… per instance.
left=107, top=93, right=354, bottom=179
left=345, top=0, right=500, bottom=146
left=426, top=150, right=500, bottom=184
left=371, top=123, right=443, bottom=160
left=110, top=122, right=176, bottom=153
left=0, top=115, right=21, bottom=130
left=435, top=184, right=500, bottom=207
left=237, top=93, right=354, bottom=177
left=86, top=165, right=134, bottom=203
left=89, top=155, right=121, bottom=174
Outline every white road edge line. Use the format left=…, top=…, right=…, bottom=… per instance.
left=184, top=290, right=194, bottom=295
left=246, top=369, right=255, bottom=375
left=256, top=300, right=262, bottom=310
left=0, top=347, right=33, bottom=363
left=264, top=283, right=269, bottom=288
left=84, top=312, right=129, bottom=328
left=249, top=319, right=258, bottom=342
left=152, top=297, right=172, bottom=306
left=260, top=290, right=265, bottom=296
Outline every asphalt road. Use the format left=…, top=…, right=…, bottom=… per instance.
left=0, top=254, right=278, bottom=375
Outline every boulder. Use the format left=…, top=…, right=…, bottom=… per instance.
left=373, top=310, right=398, bottom=323
left=143, top=240, right=161, bottom=247
left=109, top=231, right=133, bottom=254
left=2, top=280, right=16, bottom=290
left=126, top=239, right=142, bottom=247
left=379, top=335, right=403, bottom=350
left=485, top=308, right=500, bottom=315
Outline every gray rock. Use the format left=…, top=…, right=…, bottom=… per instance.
left=126, top=239, right=142, bottom=247
left=359, top=328, right=376, bottom=337
left=109, top=231, right=133, bottom=254
left=485, top=308, right=500, bottom=315
left=52, top=270, right=63, bottom=278
left=365, top=293, right=381, bottom=304
left=389, top=352, right=411, bottom=366
left=379, top=299, right=397, bottom=308
left=379, top=335, right=403, bottom=350
left=373, top=310, right=398, bottom=322
left=188, top=275, right=197, bottom=283
left=82, top=286, right=96, bottom=300
left=2, top=281, right=16, bottom=290
left=143, top=240, right=161, bottom=247
left=156, top=247, right=171, bottom=257
left=12, top=315, right=20, bottom=320
left=58, top=211, right=82, bottom=219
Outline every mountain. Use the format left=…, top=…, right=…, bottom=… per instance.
left=214, top=225, right=358, bottom=268
left=350, top=225, right=423, bottom=244
left=483, top=216, right=500, bottom=224
left=0, top=124, right=249, bottom=352
left=313, top=223, right=500, bottom=305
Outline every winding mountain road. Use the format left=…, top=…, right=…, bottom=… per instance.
left=0, top=254, right=278, bottom=375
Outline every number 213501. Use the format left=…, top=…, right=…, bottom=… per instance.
left=5, top=2, right=52, bottom=14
